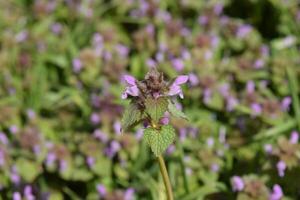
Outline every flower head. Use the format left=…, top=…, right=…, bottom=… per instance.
left=269, top=184, right=283, bottom=200
left=168, top=75, right=189, bottom=98
left=231, top=176, right=244, bottom=192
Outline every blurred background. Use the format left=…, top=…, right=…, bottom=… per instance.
left=1, top=0, right=300, bottom=199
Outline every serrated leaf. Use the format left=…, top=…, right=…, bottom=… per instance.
left=168, top=100, right=189, bottom=120
left=145, top=97, right=168, bottom=122
left=122, top=102, right=143, bottom=131
left=143, top=125, right=175, bottom=156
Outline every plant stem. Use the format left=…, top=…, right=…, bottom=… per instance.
left=157, top=155, right=174, bottom=200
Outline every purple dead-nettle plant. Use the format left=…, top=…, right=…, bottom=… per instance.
left=121, top=68, right=189, bottom=200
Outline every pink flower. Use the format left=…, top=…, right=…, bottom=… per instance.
left=269, top=184, right=283, bottom=200
left=231, top=176, right=244, bottom=192
left=168, top=75, right=189, bottom=98
left=121, top=75, right=139, bottom=99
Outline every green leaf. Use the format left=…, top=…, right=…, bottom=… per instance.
left=168, top=100, right=188, bottom=120
left=145, top=97, right=168, bottom=122
left=143, top=125, right=176, bottom=156
left=122, top=102, right=143, bottom=131
left=16, top=158, right=41, bottom=182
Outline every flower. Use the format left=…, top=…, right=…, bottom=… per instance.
left=168, top=75, right=189, bottom=98
left=276, top=160, right=286, bottom=177
left=289, top=131, right=299, bottom=144
left=121, top=75, right=139, bottom=99
left=231, top=176, right=244, bottom=192
left=269, top=184, right=283, bottom=200
left=96, top=184, right=106, bottom=197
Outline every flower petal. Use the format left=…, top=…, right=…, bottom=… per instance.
left=168, top=84, right=181, bottom=96
left=174, top=75, right=189, bottom=85
left=124, top=75, right=136, bottom=86
left=127, top=86, right=139, bottom=96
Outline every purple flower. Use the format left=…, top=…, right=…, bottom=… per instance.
left=0, top=132, right=8, bottom=145
left=206, top=137, right=214, bottom=147
left=93, top=129, right=108, bottom=143
left=24, top=185, right=35, bottom=200
left=290, top=131, right=299, bottom=144
left=9, top=125, right=19, bottom=134
left=179, top=128, right=187, bottom=141
left=10, top=166, right=20, bottom=184
left=90, top=113, right=101, bottom=125
left=231, top=176, right=244, bottom=192
left=213, top=3, right=223, bottom=15
left=124, top=188, right=135, bottom=200
left=168, top=75, right=189, bottom=98
left=269, top=184, right=283, bottom=200
left=251, top=103, right=262, bottom=116
left=188, top=73, right=199, bottom=86
left=210, top=163, right=220, bottom=172
left=246, top=81, right=255, bottom=94
left=171, top=58, right=184, bottom=71
left=13, top=192, right=22, bottom=200
left=226, top=96, right=238, bottom=111
left=51, top=23, right=62, bottom=34
left=15, top=31, right=28, bottom=43
left=86, top=156, right=95, bottom=168
left=26, top=109, right=36, bottom=120
left=236, top=24, right=252, bottom=38
left=113, top=121, right=122, bottom=135
left=160, top=116, right=169, bottom=125
left=254, top=59, right=264, bottom=69
left=198, top=15, right=208, bottom=25
left=264, top=144, right=273, bottom=154
left=105, top=141, right=121, bottom=158
left=281, top=97, right=292, bottom=111
left=277, top=160, right=286, bottom=177
left=146, top=58, right=157, bottom=68
left=121, top=75, right=139, bottom=99
left=115, top=44, right=129, bottom=57
left=72, top=58, right=82, bottom=73
left=46, top=152, right=56, bottom=167
left=59, top=160, right=67, bottom=172
left=96, top=184, right=106, bottom=197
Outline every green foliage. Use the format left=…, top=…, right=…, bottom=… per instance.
left=168, top=100, right=189, bottom=120
left=145, top=97, right=168, bottom=123
left=143, top=125, right=175, bottom=156
left=121, top=102, right=143, bottom=131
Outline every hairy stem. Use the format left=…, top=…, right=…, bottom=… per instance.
left=157, top=155, right=174, bottom=200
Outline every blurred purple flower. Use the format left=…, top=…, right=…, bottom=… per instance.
left=198, top=15, right=208, bottom=25
left=105, top=141, right=121, bottom=158
left=254, top=59, right=264, bottom=69
left=96, top=184, right=106, bottom=197
left=251, top=103, right=262, bottom=116
left=207, top=137, right=214, bottom=147
left=11, top=166, right=20, bottom=185
left=290, top=131, right=299, bottom=144
left=72, top=58, right=83, bottom=73
left=203, top=89, right=211, bottom=105
left=115, top=44, right=129, bottom=58
left=13, top=192, right=22, bottom=200
left=124, top=188, right=135, bottom=200
left=213, top=3, right=223, bottom=15
left=93, top=129, right=108, bottom=143
left=204, top=50, right=213, bottom=60
left=15, top=31, right=28, bottom=43
left=179, top=128, right=187, bottom=141
left=51, top=23, right=62, bottom=35
left=113, top=121, right=122, bottom=135
left=226, top=96, right=238, bottom=111
left=171, top=58, right=184, bottom=71
left=46, top=152, right=56, bottom=167
left=264, top=144, right=273, bottom=154
left=188, top=73, right=199, bottom=86
left=260, top=45, right=269, bottom=57
left=281, top=97, right=291, bottom=111
left=168, top=75, right=189, bottom=98
left=276, top=160, right=286, bottom=177
left=90, top=113, right=101, bottom=125
left=0, top=132, right=8, bottom=145
left=121, top=75, right=139, bottom=99
left=269, top=184, right=283, bottom=200
left=181, top=49, right=191, bottom=60
left=86, top=156, right=95, bottom=168
left=155, top=51, right=164, bottom=62
left=236, top=24, right=252, bottom=38
left=26, top=109, right=36, bottom=120
left=24, top=185, right=35, bottom=200
left=59, top=160, right=67, bottom=172
left=185, top=167, right=193, bottom=176
left=166, top=144, right=176, bottom=155
left=246, top=81, right=255, bottom=94
left=146, top=24, right=155, bottom=36
left=146, top=58, right=157, bottom=68
left=231, top=176, right=244, bottom=192
left=9, top=125, right=19, bottom=135
left=160, top=116, right=169, bottom=125
left=135, top=128, right=144, bottom=141
left=211, top=163, right=220, bottom=172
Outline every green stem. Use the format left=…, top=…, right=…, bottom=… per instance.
left=157, top=155, right=174, bottom=200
